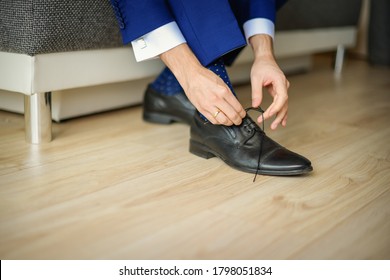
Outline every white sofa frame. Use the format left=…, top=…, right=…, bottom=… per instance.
left=0, top=27, right=356, bottom=144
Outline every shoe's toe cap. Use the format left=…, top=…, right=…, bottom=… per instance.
left=261, top=148, right=313, bottom=175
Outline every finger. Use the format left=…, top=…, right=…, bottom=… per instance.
left=210, top=82, right=245, bottom=121
left=214, top=109, right=233, bottom=126
left=251, top=79, right=263, bottom=108
left=262, top=101, right=277, bottom=122
left=224, top=93, right=246, bottom=119
left=257, top=104, right=278, bottom=124
left=262, top=82, right=288, bottom=120
left=203, top=106, right=233, bottom=126
left=201, top=102, right=240, bottom=126
left=270, top=81, right=288, bottom=115
left=281, top=114, right=288, bottom=127
left=271, top=104, right=288, bottom=130
left=203, top=111, right=218, bottom=125
left=218, top=100, right=243, bottom=126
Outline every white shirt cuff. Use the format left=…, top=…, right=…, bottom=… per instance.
left=131, top=21, right=187, bottom=62
left=243, top=18, right=275, bottom=42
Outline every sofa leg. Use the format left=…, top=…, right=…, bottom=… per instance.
left=334, top=44, right=345, bottom=78
left=24, top=92, right=52, bottom=144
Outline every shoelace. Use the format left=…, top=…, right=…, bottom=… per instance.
left=244, top=107, right=265, bottom=182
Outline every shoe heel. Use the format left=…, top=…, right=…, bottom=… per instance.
left=189, top=140, right=216, bottom=159
left=143, top=112, right=175, bottom=124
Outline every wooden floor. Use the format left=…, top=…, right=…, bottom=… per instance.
left=0, top=55, right=389, bottom=260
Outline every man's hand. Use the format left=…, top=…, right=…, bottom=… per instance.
left=249, top=34, right=289, bottom=130
left=182, top=65, right=246, bottom=126
left=160, top=44, right=245, bottom=126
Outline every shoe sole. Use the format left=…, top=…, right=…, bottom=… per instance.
left=190, top=139, right=313, bottom=176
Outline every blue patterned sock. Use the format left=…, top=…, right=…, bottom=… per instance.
left=150, top=67, right=183, bottom=95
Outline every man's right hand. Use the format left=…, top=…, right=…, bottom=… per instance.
left=160, top=44, right=245, bottom=126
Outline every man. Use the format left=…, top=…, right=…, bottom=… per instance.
left=110, top=0, right=312, bottom=177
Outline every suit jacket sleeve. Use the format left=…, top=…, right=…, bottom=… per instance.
left=110, top=0, right=176, bottom=45
left=230, top=0, right=287, bottom=41
left=110, top=0, right=287, bottom=64
left=244, top=0, right=279, bottom=41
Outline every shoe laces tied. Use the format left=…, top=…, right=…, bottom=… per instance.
left=244, top=107, right=265, bottom=182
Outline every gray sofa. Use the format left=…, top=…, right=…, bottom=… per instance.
left=0, top=0, right=362, bottom=143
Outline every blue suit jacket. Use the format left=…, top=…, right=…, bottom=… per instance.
left=111, top=0, right=287, bottom=66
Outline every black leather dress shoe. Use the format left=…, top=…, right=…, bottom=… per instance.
left=143, top=85, right=196, bottom=125
left=190, top=108, right=313, bottom=177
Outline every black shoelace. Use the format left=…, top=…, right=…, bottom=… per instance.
left=244, top=107, right=265, bottom=182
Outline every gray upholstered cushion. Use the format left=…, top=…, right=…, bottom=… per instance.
left=0, top=0, right=123, bottom=55
left=276, top=0, right=362, bottom=30
left=0, top=0, right=362, bottom=56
